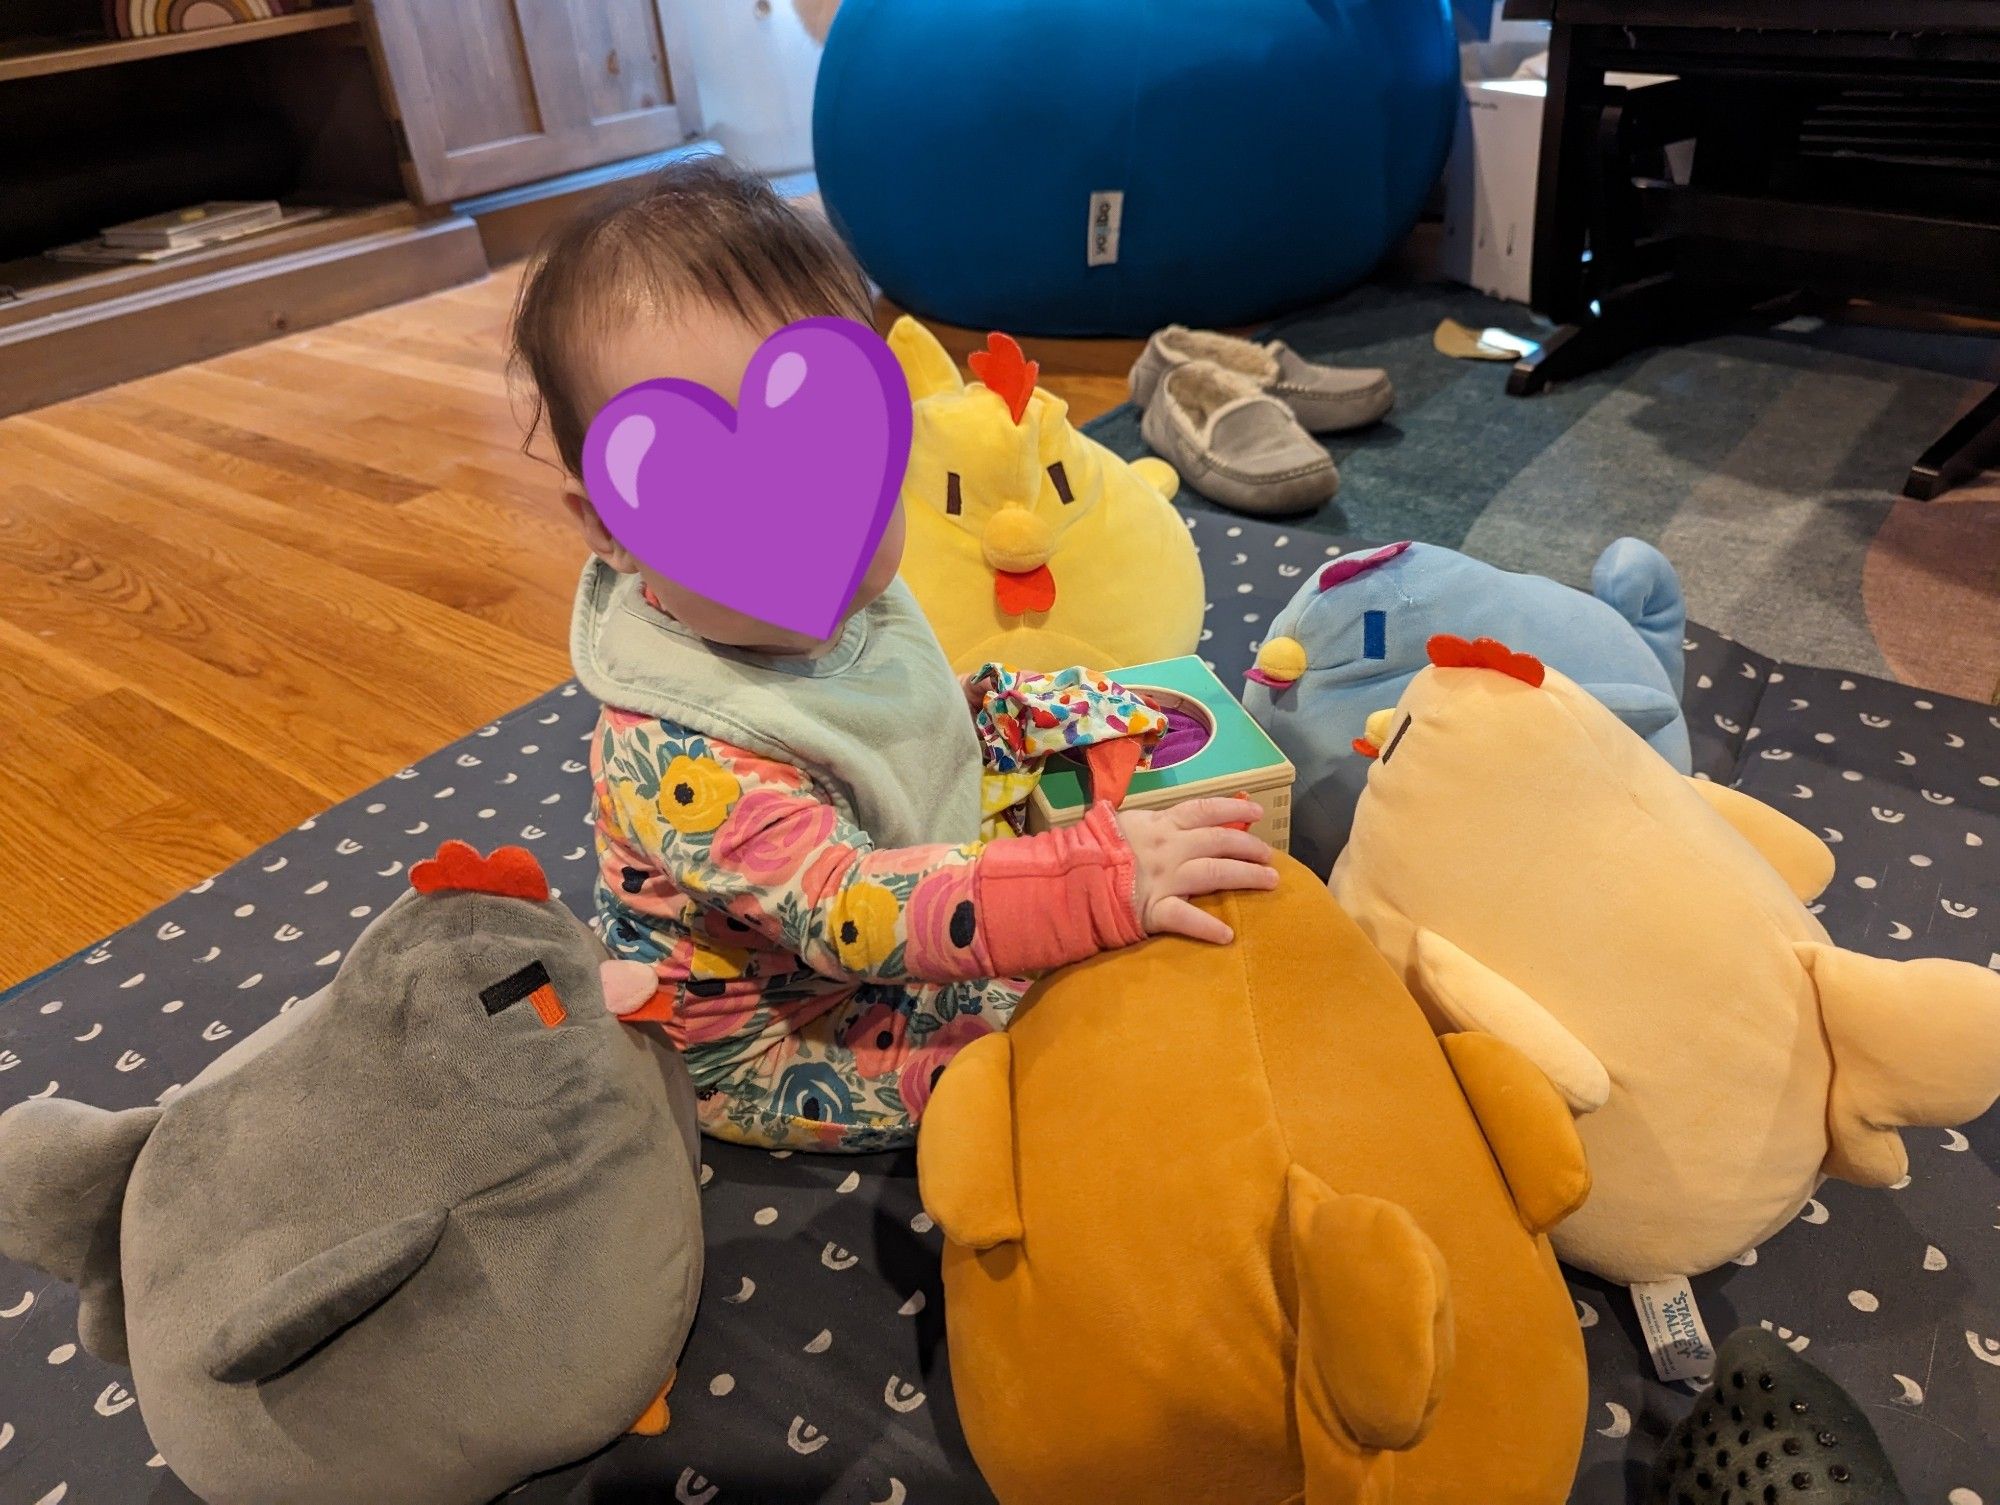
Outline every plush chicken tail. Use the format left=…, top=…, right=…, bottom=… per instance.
left=1799, top=943, right=2000, bottom=1186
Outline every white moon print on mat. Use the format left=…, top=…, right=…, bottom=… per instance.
left=1760, top=1321, right=1810, bottom=1352
left=787, top=1417, right=830, bottom=1453
left=1595, top=1402, right=1631, bottom=1439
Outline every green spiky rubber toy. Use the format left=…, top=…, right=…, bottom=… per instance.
left=1650, top=1326, right=1908, bottom=1504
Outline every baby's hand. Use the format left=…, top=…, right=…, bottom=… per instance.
left=1115, top=799, right=1279, bottom=945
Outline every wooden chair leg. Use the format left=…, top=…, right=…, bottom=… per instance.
left=1506, top=274, right=1685, bottom=396
left=1904, top=382, right=2000, bottom=501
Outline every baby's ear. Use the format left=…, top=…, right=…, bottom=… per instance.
left=564, top=488, right=638, bottom=572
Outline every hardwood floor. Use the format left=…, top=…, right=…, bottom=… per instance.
left=0, top=270, right=1144, bottom=990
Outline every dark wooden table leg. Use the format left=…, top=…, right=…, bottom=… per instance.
left=1527, top=21, right=1595, bottom=326
left=1507, top=273, right=1686, bottom=395
left=1904, top=382, right=2000, bottom=500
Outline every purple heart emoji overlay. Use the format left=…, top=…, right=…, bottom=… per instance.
left=580, top=317, right=914, bottom=640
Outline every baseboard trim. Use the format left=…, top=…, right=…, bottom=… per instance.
left=0, top=212, right=487, bottom=417
left=462, top=139, right=724, bottom=266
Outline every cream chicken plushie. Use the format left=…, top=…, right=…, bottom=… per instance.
left=1330, top=633, right=2000, bottom=1284
left=888, top=317, right=1204, bottom=674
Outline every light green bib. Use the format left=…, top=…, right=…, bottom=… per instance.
left=570, top=561, right=982, bottom=851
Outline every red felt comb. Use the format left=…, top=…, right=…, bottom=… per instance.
left=1426, top=634, right=1546, bottom=687
left=410, top=839, right=550, bottom=903
left=967, top=332, right=1039, bottom=425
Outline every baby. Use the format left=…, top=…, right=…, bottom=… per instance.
left=512, top=158, right=1276, bottom=1152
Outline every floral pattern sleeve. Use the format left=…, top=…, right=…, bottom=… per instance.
left=596, top=717, right=995, bottom=986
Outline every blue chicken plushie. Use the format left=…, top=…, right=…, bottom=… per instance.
left=1243, top=538, right=1691, bottom=875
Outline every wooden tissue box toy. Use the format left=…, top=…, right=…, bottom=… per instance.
left=1027, top=654, right=1296, bottom=851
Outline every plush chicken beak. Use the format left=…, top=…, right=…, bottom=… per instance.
left=601, top=959, right=661, bottom=1017
left=1244, top=635, right=1306, bottom=690
left=984, top=506, right=1057, bottom=616
left=1351, top=707, right=1396, bottom=759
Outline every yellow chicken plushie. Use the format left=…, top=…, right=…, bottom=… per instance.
left=888, top=317, right=1205, bottom=674
left=919, top=859, right=1590, bottom=1505
left=1332, top=633, right=2000, bottom=1285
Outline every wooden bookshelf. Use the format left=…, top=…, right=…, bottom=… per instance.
left=0, top=0, right=694, bottom=415
left=0, top=5, right=355, bottom=85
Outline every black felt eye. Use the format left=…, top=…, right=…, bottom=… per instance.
left=480, top=960, right=550, bottom=1017
left=1378, top=714, right=1414, bottom=766
left=1048, top=461, right=1074, bottom=503
left=945, top=472, right=963, bottom=516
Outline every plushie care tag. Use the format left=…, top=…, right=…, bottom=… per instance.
left=580, top=317, right=913, bottom=640
left=1631, top=1276, right=1717, bottom=1383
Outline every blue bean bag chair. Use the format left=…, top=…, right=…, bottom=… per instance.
left=1243, top=538, right=1693, bottom=877
left=813, top=0, right=1458, bottom=337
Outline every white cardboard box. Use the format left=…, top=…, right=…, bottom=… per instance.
left=1440, top=76, right=1546, bottom=305
left=1440, top=69, right=1683, bottom=306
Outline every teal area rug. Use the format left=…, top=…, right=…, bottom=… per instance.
left=1083, top=285, right=2000, bottom=701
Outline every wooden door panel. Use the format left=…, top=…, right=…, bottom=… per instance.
left=569, top=0, right=676, bottom=124
left=428, top=0, right=546, bottom=151
left=362, top=0, right=687, bottom=204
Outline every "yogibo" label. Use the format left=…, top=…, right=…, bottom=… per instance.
left=1087, top=190, right=1124, bottom=266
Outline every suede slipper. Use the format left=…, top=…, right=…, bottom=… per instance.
left=1130, top=324, right=1394, bottom=433
left=1138, top=361, right=1338, bottom=518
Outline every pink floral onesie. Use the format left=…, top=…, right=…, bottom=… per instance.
left=592, top=664, right=1163, bottom=1151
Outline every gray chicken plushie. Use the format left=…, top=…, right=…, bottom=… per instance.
left=0, top=840, right=703, bottom=1505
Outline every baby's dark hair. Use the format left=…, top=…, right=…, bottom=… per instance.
left=510, top=155, right=875, bottom=474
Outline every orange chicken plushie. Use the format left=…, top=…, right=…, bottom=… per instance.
left=889, top=316, right=1205, bottom=673
left=917, top=858, right=1590, bottom=1505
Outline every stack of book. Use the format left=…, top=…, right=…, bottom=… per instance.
left=50, top=200, right=323, bottom=265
